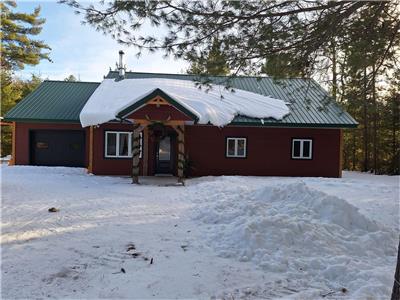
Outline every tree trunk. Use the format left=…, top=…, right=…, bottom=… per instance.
left=362, top=67, right=369, bottom=172
left=372, top=64, right=378, bottom=174
left=331, top=40, right=338, bottom=100
left=392, top=95, right=399, bottom=174
left=352, top=130, right=356, bottom=170
left=391, top=238, right=400, bottom=300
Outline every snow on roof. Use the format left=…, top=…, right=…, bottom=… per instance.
left=79, top=78, right=290, bottom=127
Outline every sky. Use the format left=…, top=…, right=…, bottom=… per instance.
left=16, top=1, right=189, bottom=82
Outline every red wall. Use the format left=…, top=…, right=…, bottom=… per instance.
left=14, top=122, right=342, bottom=178
left=185, top=125, right=342, bottom=177
left=14, top=122, right=89, bottom=166
left=91, top=123, right=143, bottom=176
left=91, top=123, right=178, bottom=176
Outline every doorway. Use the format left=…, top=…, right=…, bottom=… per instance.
left=155, top=135, right=173, bottom=174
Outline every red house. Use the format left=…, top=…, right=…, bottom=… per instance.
left=4, top=67, right=357, bottom=181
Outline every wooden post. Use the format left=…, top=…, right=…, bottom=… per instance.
left=143, top=126, right=149, bottom=176
left=391, top=239, right=400, bottom=300
left=9, top=122, right=16, bottom=165
left=176, top=125, right=185, bottom=184
left=338, top=129, right=343, bottom=178
left=87, top=126, right=94, bottom=173
left=132, top=124, right=141, bottom=184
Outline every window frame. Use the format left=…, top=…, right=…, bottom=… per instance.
left=225, top=137, right=247, bottom=158
left=291, top=138, right=313, bottom=160
left=104, top=130, right=142, bottom=159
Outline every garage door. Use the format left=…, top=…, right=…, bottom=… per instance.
left=30, top=130, right=85, bottom=167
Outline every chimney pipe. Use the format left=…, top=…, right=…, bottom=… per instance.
left=118, top=50, right=125, bottom=78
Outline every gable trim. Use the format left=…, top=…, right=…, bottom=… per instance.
left=117, top=88, right=199, bottom=122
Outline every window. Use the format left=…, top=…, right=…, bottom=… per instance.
left=105, top=131, right=142, bottom=158
left=158, top=136, right=171, bottom=161
left=226, top=137, right=247, bottom=158
left=292, top=139, right=312, bottom=159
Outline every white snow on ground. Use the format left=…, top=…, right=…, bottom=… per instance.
left=1, top=166, right=398, bottom=299
left=0, top=155, right=11, bottom=163
left=80, top=78, right=289, bottom=127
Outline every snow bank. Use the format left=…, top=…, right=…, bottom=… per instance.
left=192, top=181, right=397, bottom=298
left=80, top=78, right=289, bottom=127
left=2, top=166, right=398, bottom=299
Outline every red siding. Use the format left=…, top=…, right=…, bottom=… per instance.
left=92, top=124, right=179, bottom=176
left=91, top=123, right=143, bottom=176
left=185, top=125, right=342, bottom=177
left=14, top=122, right=342, bottom=178
left=14, top=122, right=89, bottom=166
left=127, top=104, right=193, bottom=121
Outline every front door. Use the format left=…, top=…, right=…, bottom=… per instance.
left=155, top=136, right=172, bottom=174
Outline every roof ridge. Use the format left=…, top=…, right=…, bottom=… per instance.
left=44, top=80, right=100, bottom=84
left=108, top=70, right=312, bottom=80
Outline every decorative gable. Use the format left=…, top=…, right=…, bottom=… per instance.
left=147, top=96, right=169, bottom=106
left=125, top=96, right=194, bottom=123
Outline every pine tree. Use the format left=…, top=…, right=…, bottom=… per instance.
left=1, top=74, right=42, bottom=156
left=64, top=74, right=78, bottom=81
left=0, top=1, right=49, bottom=157
left=186, top=39, right=230, bottom=75
left=1, top=0, right=50, bottom=115
left=62, top=1, right=398, bottom=77
left=1, top=1, right=51, bottom=71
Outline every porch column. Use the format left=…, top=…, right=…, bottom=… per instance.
left=9, top=122, right=16, bottom=165
left=132, top=124, right=141, bottom=184
left=142, top=126, right=149, bottom=176
left=176, top=125, right=185, bottom=184
left=87, top=126, right=94, bottom=173
left=338, top=129, right=343, bottom=178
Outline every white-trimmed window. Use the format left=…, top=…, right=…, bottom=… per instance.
left=226, top=137, right=247, bottom=158
left=292, top=139, right=312, bottom=159
left=105, top=131, right=142, bottom=158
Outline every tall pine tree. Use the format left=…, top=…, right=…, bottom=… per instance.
left=186, top=39, right=230, bottom=75
left=1, top=1, right=50, bottom=156
left=1, top=1, right=51, bottom=71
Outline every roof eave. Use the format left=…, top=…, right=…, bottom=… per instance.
left=3, top=117, right=81, bottom=124
left=228, top=121, right=358, bottom=128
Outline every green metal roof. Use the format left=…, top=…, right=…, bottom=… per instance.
left=107, top=71, right=357, bottom=128
left=4, top=80, right=100, bottom=123
left=5, top=71, right=357, bottom=128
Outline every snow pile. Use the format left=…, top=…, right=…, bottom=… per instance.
left=80, top=78, right=289, bottom=127
left=2, top=166, right=398, bottom=299
left=0, top=154, right=11, bottom=163
left=192, top=181, right=397, bottom=298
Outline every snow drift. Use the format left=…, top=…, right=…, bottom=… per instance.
left=79, top=78, right=289, bottom=127
left=192, top=180, right=397, bottom=298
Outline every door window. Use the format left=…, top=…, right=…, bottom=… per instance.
left=158, top=136, right=171, bottom=161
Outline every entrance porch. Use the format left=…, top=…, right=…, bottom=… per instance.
left=131, top=121, right=186, bottom=184
left=87, top=92, right=197, bottom=184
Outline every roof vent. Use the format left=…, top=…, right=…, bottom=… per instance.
left=118, top=50, right=126, bottom=78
